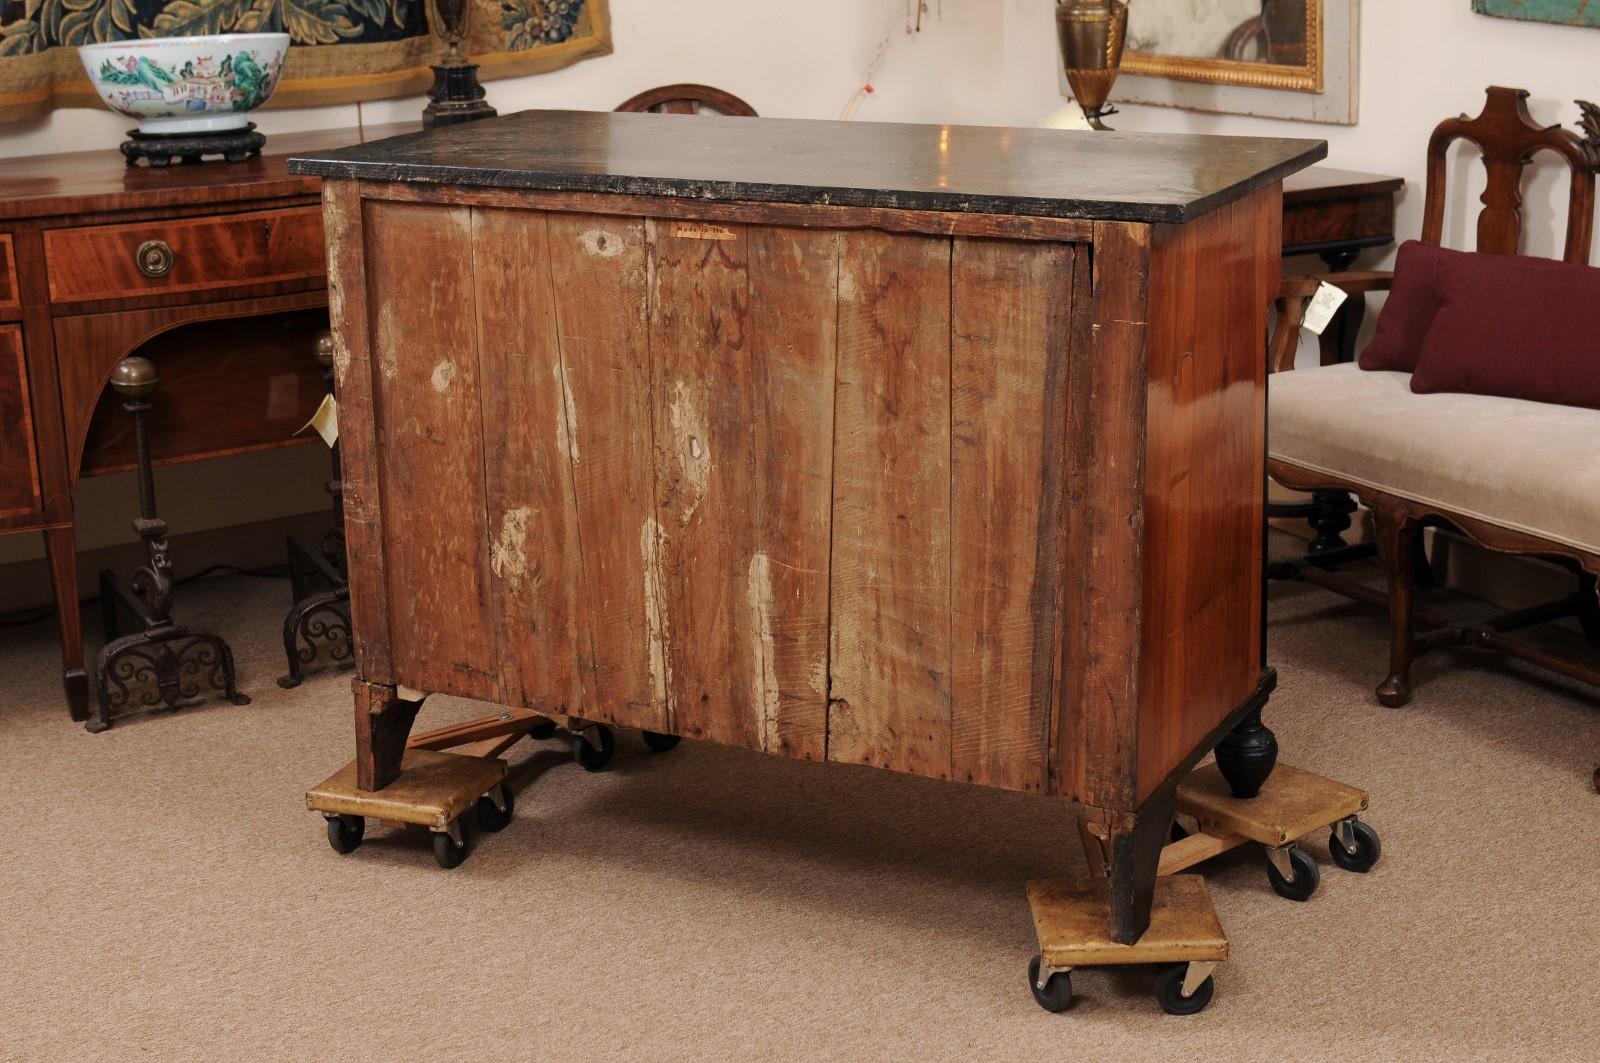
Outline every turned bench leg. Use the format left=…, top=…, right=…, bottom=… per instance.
left=1374, top=499, right=1420, bottom=708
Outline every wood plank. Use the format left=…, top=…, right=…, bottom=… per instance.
left=469, top=208, right=590, bottom=715
left=646, top=217, right=760, bottom=747
left=362, top=200, right=494, bottom=700
left=828, top=229, right=953, bottom=777
left=321, top=180, right=393, bottom=683
left=1057, top=221, right=1151, bottom=809
left=543, top=213, right=664, bottom=731
left=949, top=238, right=1074, bottom=793
left=363, top=181, right=1096, bottom=244
left=1137, top=186, right=1278, bottom=801
left=746, top=226, right=839, bottom=761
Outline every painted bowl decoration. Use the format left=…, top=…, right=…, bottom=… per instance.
left=77, top=34, right=289, bottom=136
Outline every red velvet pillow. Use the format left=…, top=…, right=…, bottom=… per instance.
left=1410, top=250, right=1600, bottom=410
left=1358, top=240, right=1449, bottom=373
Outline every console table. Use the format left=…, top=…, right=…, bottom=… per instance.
left=291, top=111, right=1324, bottom=941
left=0, top=124, right=407, bottom=721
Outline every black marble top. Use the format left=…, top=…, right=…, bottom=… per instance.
left=288, top=110, right=1326, bottom=224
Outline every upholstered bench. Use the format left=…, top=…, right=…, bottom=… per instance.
left=1272, top=364, right=1600, bottom=565
left=1267, top=87, right=1600, bottom=713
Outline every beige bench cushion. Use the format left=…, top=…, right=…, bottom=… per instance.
left=1268, top=362, right=1600, bottom=557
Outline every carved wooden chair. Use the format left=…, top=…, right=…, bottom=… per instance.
left=615, top=84, right=758, bottom=117
left=1268, top=86, right=1600, bottom=708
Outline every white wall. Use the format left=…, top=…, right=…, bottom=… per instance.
left=4, top=0, right=1597, bottom=569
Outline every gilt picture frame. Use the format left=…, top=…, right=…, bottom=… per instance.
left=1059, top=0, right=1360, bottom=126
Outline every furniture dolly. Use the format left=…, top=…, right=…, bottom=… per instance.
left=307, top=704, right=681, bottom=868
left=1028, top=761, right=1381, bottom=1014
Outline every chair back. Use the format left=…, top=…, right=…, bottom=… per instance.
left=1420, top=86, right=1600, bottom=263
left=615, top=84, right=758, bottom=117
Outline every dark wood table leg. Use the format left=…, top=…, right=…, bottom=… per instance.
left=354, top=678, right=423, bottom=791
left=43, top=524, right=88, bottom=722
left=1104, top=787, right=1178, bottom=945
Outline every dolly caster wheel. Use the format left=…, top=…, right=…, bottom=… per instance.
left=432, top=827, right=469, bottom=869
left=476, top=784, right=514, bottom=833
left=1266, top=845, right=1319, bottom=901
left=642, top=730, right=681, bottom=753
left=325, top=814, right=364, bottom=855
left=1027, top=956, right=1072, bottom=1013
left=573, top=725, right=615, bottom=771
left=528, top=719, right=557, bottom=740
left=1328, top=819, right=1381, bottom=873
left=1154, top=964, right=1215, bottom=1016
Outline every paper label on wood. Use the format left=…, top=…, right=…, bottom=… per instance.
left=1300, top=281, right=1349, bottom=336
left=671, top=222, right=739, bottom=241
left=298, top=392, right=339, bottom=448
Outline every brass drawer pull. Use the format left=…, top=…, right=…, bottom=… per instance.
left=136, top=239, right=174, bottom=278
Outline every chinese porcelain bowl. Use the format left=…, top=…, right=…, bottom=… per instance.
left=78, top=34, right=289, bottom=136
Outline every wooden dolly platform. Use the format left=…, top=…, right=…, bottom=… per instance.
left=307, top=705, right=682, bottom=868
left=1027, top=876, right=1228, bottom=1015
left=1164, top=762, right=1381, bottom=901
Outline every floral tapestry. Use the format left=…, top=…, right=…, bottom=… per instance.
left=1471, top=1, right=1600, bottom=28
left=0, top=0, right=610, bottom=123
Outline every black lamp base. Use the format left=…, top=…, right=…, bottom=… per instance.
left=423, top=63, right=498, bottom=129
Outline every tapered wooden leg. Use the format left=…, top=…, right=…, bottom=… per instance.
left=354, top=678, right=422, bottom=791
left=1105, top=787, right=1177, bottom=945
left=1373, top=499, right=1419, bottom=708
left=43, top=525, right=88, bottom=722
left=1214, top=707, right=1278, bottom=799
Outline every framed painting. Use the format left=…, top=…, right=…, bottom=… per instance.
left=1472, top=1, right=1600, bottom=28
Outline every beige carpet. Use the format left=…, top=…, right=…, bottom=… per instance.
left=2, top=544, right=1597, bottom=1062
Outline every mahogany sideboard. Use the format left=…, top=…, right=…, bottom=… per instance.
left=0, top=124, right=408, bottom=721
left=292, top=111, right=1324, bottom=942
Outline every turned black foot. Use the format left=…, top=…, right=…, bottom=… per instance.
left=1307, top=491, right=1358, bottom=556
left=1214, top=708, right=1278, bottom=799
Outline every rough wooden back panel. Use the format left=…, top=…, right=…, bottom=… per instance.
left=354, top=198, right=1084, bottom=792
left=1135, top=184, right=1279, bottom=802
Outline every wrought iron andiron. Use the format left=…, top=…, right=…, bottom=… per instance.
left=90, top=357, right=250, bottom=732
left=279, top=330, right=353, bottom=688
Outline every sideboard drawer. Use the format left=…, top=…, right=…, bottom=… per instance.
left=44, top=206, right=326, bottom=305
left=0, top=325, right=41, bottom=521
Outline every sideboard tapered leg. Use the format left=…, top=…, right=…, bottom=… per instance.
left=1104, top=787, right=1177, bottom=945
left=1215, top=708, right=1279, bottom=799
left=354, top=679, right=422, bottom=791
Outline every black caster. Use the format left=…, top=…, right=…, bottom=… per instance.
left=1328, top=819, right=1381, bottom=873
left=642, top=730, right=681, bottom=753
left=573, top=725, right=616, bottom=771
left=325, top=814, right=364, bottom=855
left=476, top=784, right=514, bottom=832
left=432, top=826, right=469, bottom=869
left=1154, top=964, right=1215, bottom=1016
left=1027, top=956, right=1072, bottom=1013
left=1266, top=845, right=1319, bottom=902
left=528, top=719, right=557, bottom=740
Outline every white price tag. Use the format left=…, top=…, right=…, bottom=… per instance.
left=298, top=393, right=339, bottom=448
left=1301, top=281, right=1350, bottom=337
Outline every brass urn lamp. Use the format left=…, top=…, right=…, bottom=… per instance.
left=1056, top=0, right=1129, bottom=130
left=422, top=0, right=498, bottom=129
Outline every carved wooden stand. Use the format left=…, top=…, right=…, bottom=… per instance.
left=90, top=357, right=250, bottom=732
left=279, top=330, right=353, bottom=689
